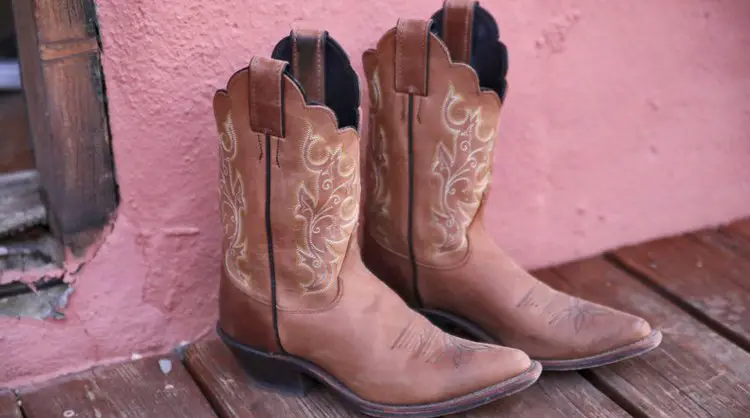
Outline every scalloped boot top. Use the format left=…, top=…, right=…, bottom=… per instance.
left=361, top=0, right=662, bottom=371
left=214, top=28, right=540, bottom=417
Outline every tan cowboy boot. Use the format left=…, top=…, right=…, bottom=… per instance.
left=215, top=30, right=541, bottom=417
left=361, top=3, right=662, bottom=371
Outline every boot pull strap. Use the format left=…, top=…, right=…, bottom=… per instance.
left=291, top=29, right=327, bottom=104
left=395, top=19, right=432, bottom=96
left=248, top=56, right=287, bottom=138
left=442, top=0, right=477, bottom=64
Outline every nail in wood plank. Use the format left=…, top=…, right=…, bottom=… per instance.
left=539, top=257, right=750, bottom=417
left=19, top=355, right=216, bottom=418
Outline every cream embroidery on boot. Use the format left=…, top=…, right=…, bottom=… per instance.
left=431, top=84, right=495, bottom=256
left=295, top=120, right=359, bottom=294
left=219, top=114, right=251, bottom=291
left=368, top=69, right=392, bottom=245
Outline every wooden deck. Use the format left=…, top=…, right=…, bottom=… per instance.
left=4, top=220, right=750, bottom=417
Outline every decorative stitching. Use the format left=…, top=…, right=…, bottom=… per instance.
left=292, top=32, right=300, bottom=82
left=548, top=298, right=613, bottom=335
left=219, top=114, right=252, bottom=291
left=315, top=33, right=324, bottom=101
left=250, top=61, right=258, bottom=134
left=420, top=20, right=427, bottom=94
left=430, top=84, right=495, bottom=257
left=391, top=315, right=493, bottom=368
left=396, top=23, right=404, bottom=92
left=367, top=70, right=392, bottom=246
left=462, top=3, right=471, bottom=62
left=294, top=120, right=359, bottom=294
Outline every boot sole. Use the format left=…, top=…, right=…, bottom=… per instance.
left=420, top=308, right=663, bottom=371
left=217, top=325, right=542, bottom=417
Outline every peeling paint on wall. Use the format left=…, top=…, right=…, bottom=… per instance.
left=0, top=284, right=73, bottom=320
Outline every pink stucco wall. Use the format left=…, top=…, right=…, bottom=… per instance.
left=2, top=0, right=750, bottom=387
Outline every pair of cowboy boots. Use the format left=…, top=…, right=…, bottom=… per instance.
left=214, top=1, right=662, bottom=416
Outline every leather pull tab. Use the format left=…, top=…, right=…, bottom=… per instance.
left=248, top=56, right=287, bottom=138
left=395, top=19, right=432, bottom=96
left=291, top=29, right=327, bottom=104
left=443, top=0, right=477, bottom=64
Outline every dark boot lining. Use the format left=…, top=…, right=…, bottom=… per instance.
left=272, top=34, right=360, bottom=130
left=430, top=5, right=509, bottom=100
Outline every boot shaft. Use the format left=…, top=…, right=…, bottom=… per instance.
left=363, top=1, right=509, bottom=270
left=215, top=31, right=361, bottom=312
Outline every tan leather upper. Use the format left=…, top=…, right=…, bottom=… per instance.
left=362, top=6, right=653, bottom=361
left=215, top=43, right=534, bottom=404
left=364, top=19, right=500, bottom=270
left=217, top=57, right=348, bottom=312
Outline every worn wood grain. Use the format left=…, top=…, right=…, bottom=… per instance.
left=186, top=338, right=361, bottom=417
left=12, top=0, right=117, bottom=256
left=611, top=233, right=750, bottom=351
left=32, top=0, right=96, bottom=43
left=454, top=373, right=630, bottom=418
left=0, top=93, right=34, bottom=174
left=0, top=170, right=45, bottom=238
left=0, top=390, right=22, bottom=418
left=186, top=337, right=628, bottom=418
left=19, top=355, right=216, bottom=418
left=539, top=257, right=750, bottom=417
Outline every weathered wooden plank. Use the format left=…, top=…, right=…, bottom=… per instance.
left=185, top=338, right=361, bottom=417
left=12, top=0, right=117, bottom=257
left=0, top=93, right=33, bottom=175
left=0, top=390, right=22, bottom=418
left=456, top=373, right=630, bottom=418
left=33, top=0, right=97, bottom=43
left=539, top=257, right=750, bottom=417
left=186, top=337, right=628, bottom=418
left=0, top=170, right=45, bottom=238
left=42, top=54, right=116, bottom=243
left=611, top=233, right=750, bottom=350
left=19, top=355, right=216, bottom=418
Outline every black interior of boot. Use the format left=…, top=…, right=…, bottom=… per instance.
left=430, top=4, right=509, bottom=100
left=271, top=34, right=360, bottom=130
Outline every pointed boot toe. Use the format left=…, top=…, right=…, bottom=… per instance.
left=360, top=0, right=661, bottom=372
left=537, top=303, right=662, bottom=371
left=215, top=27, right=539, bottom=418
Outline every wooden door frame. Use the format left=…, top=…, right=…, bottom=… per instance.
left=11, top=0, right=117, bottom=258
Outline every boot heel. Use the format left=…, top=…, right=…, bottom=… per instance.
left=218, top=327, right=315, bottom=395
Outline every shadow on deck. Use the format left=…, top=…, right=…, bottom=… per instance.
left=4, top=219, right=750, bottom=417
